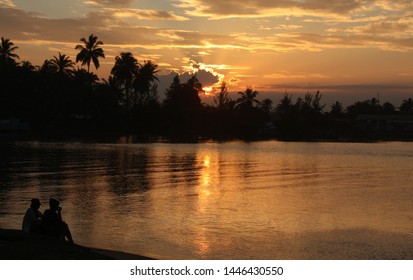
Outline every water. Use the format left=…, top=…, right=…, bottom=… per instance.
left=1, top=140, right=413, bottom=259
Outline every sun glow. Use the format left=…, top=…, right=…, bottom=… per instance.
left=203, top=86, right=213, bottom=95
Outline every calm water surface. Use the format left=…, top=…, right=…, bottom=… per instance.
left=1, top=140, right=413, bottom=259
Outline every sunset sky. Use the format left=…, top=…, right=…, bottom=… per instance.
left=1, top=0, right=413, bottom=105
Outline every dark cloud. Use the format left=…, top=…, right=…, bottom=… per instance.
left=180, top=69, right=219, bottom=86
left=156, top=69, right=220, bottom=100
left=0, top=5, right=237, bottom=49
left=0, top=7, right=110, bottom=43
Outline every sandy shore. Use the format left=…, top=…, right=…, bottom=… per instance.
left=0, top=228, right=154, bottom=260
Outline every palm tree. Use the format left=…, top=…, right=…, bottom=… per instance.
left=73, top=68, right=99, bottom=86
left=134, top=60, right=159, bottom=105
left=236, top=86, right=260, bottom=109
left=0, top=37, right=20, bottom=63
left=39, top=59, right=57, bottom=77
left=75, top=34, right=105, bottom=73
left=19, top=60, right=36, bottom=73
left=50, top=53, right=75, bottom=77
left=111, top=52, right=139, bottom=89
left=110, top=52, right=139, bottom=109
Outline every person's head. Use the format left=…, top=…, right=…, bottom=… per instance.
left=49, top=198, right=60, bottom=210
left=30, top=198, right=41, bottom=210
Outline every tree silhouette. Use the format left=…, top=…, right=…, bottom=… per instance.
left=73, top=68, right=99, bottom=86
left=39, top=59, right=55, bottom=74
left=346, top=98, right=380, bottom=117
left=329, top=101, right=344, bottom=116
left=311, top=91, right=325, bottom=114
left=134, top=60, right=159, bottom=105
left=164, top=74, right=181, bottom=107
left=75, top=34, right=105, bottom=73
left=214, top=82, right=233, bottom=110
left=382, top=102, right=396, bottom=114
left=0, top=37, right=20, bottom=63
left=400, top=98, right=413, bottom=114
left=111, top=52, right=139, bottom=110
left=236, top=86, right=260, bottom=110
left=162, top=75, right=203, bottom=136
left=2, top=33, right=413, bottom=140
left=276, top=92, right=294, bottom=114
left=185, top=75, right=203, bottom=108
left=164, top=75, right=202, bottom=112
left=260, top=98, right=273, bottom=114
left=50, top=53, right=75, bottom=77
left=19, top=60, right=36, bottom=71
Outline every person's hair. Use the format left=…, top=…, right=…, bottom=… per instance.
left=30, top=198, right=41, bottom=207
left=49, top=198, right=59, bottom=209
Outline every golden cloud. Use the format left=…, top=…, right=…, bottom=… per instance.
left=345, top=18, right=413, bottom=36
left=0, top=0, right=14, bottom=8
left=84, top=0, right=133, bottom=7
left=174, top=0, right=368, bottom=19
left=109, top=8, right=189, bottom=21
left=263, top=72, right=329, bottom=79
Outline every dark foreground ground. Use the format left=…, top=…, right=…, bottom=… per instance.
left=0, top=228, right=153, bottom=260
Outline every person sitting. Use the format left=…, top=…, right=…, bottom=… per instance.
left=22, top=198, right=43, bottom=234
left=42, top=198, right=74, bottom=243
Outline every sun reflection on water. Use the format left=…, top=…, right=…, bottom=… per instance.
left=194, top=153, right=215, bottom=256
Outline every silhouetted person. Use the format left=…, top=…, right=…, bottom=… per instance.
left=22, top=198, right=43, bottom=234
left=42, top=198, right=74, bottom=243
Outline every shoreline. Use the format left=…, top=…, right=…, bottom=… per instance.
left=2, top=131, right=413, bottom=144
left=2, top=227, right=413, bottom=260
left=0, top=228, right=154, bottom=260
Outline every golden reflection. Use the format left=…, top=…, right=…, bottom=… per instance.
left=203, top=155, right=210, bottom=168
left=194, top=228, right=210, bottom=256
left=199, top=154, right=213, bottom=199
left=194, top=152, right=217, bottom=257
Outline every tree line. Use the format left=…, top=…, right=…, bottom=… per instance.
left=1, top=35, right=413, bottom=140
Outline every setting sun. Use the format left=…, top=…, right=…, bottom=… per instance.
left=202, top=87, right=213, bottom=95
left=2, top=0, right=413, bottom=267
left=1, top=0, right=412, bottom=105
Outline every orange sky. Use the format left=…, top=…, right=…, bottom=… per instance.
left=1, top=0, right=413, bottom=105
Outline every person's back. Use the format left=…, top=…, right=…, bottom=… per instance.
left=22, top=198, right=43, bottom=234
left=42, top=208, right=61, bottom=237
left=42, top=198, right=74, bottom=243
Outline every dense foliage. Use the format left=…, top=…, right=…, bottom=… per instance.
left=1, top=36, right=412, bottom=140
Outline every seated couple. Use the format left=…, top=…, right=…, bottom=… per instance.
left=22, top=198, right=74, bottom=244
